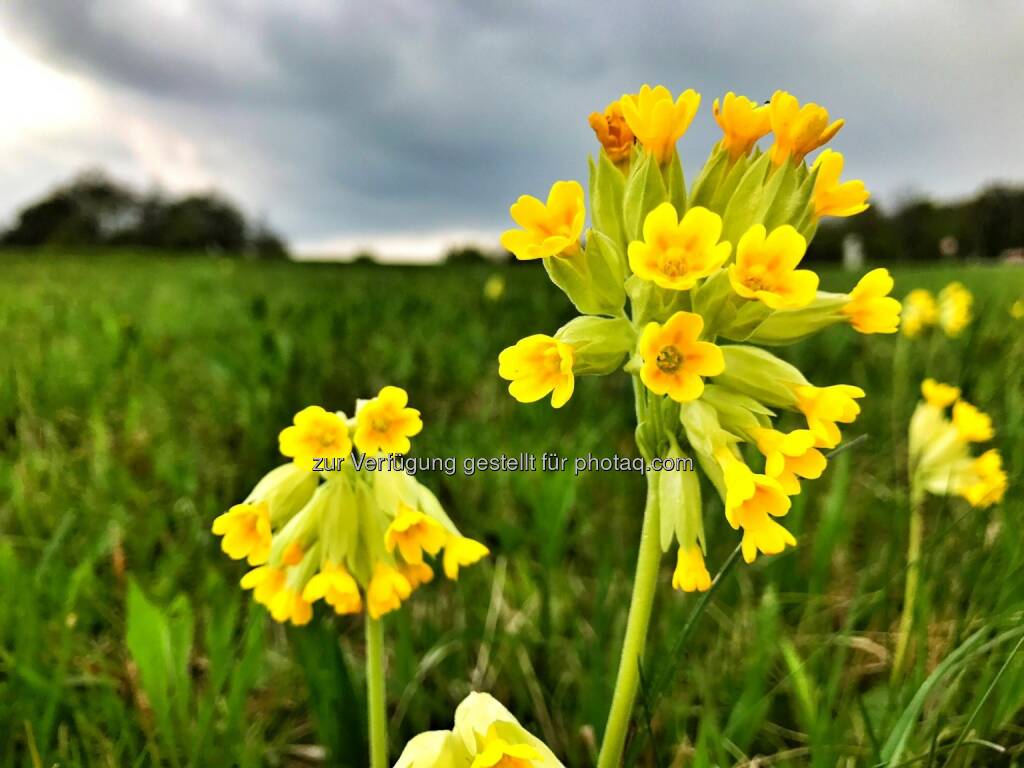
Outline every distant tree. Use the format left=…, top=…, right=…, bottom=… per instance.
left=444, top=247, right=491, bottom=265
left=1, top=169, right=289, bottom=258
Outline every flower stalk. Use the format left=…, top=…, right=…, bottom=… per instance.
left=365, top=616, right=388, bottom=768
left=892, top=488, right=924, bottom=681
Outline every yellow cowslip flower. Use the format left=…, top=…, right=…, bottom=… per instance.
left=395, top=692, right=565, bottom=768
left=672, top=545, right=711, bottom=592
left=588, top=100, right=635, bottom=165
left=443, top=536, right=491, bottom=580
left=952, top=400, right=994, bottom=442
left=712, top=92, right=771, bottom=160
left=842, top=268, right=901, bottom=334
left=354, top=385, right=423, bottom=455
left=717, top=450, right=794, bottom=563
left=619, top=84, right=701, bottom=164
left=728, top=224, right=818, bottom=309
left=498, top=334, right=575, bottom=408
left=628, top=203, right=731, bottom=291
left=639, top=311, right=725, bottom=403
left=938, top=281, right=973, bottom=337
left=1012, top=299, right=1024, bottom=320
left=752, top=427, right=827, bottom=495
left=367, top=563, right=413, bottom=620
left=959, top=450, right=1008, bottom=508
left=302, top=561, right=362, bottom=615
left=385, top=503, right=447, bottom=564
left=211, top=502, right=271, bottom=565
left=483, top=274, right=506, bottom=302
left=902, top=289, right=938, bottom=337
left=224, top=393, right=487, bottom=626
left=794, top=384, right=865, bottom=448
left=768, top=90, right=843, bottom=166
left=500, top=181, right=585, bottom=261
left=278, top=405, right=352, bottom=471
left=811, top=150, right=870, bottom=218
left=921, top=378, right=960, bottom=409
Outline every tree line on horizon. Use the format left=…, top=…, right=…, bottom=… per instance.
left=0, top=170, right=287, bottom=259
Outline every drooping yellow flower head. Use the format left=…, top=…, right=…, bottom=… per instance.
left=588, top=100, right=635, bottom=165
left=794, top=384, right=865, bottom=448
left=729, top=224, right=818, bottom=309
left=628, top=203, right=731, bottom=291
left=212, top=502, right=271, bottom=565
left=768, top=90, right=843, bottom=166
left=712, top=92, right=771, bottom=160
left=938, top=281, right=973, bottom=337
left=395, top=692, right=565, bottom=768
left=278, top=405, right=352, bottom=471
left=354, top=386, right=423, bottom=455
left=752, top=427, right=827, bottom=495
left=843, top=268, right=901, bottom=334
left=672, top=545, right=711, bottom=592
left=952, top=400, right=994, bottom=443
left=811, top=150, right=870, bottom=218
left=385, top=503, right=447, bottom=564
left=639, top=311, right=724, bottom=403
left=619, top=85, right=701, bottom=164
left=902, top=289, right=938, bottom=337
left=717, top=451, right=794, bottom=563
left=225, top=393, right=487, bottom=626
left=958, top=450, right=1008, bottom=508
left=498, top=334, right=575, bottom=408
left=444, top=536, right=491, bottom=580
left=921, top=378, right=960, bottom=409
left=500, top=180, right=585, bottom=261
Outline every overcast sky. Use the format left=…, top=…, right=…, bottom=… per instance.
left=2, top=1, right=1022, bottom=259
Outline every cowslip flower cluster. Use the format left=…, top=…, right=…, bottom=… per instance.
left=498, top=85, right=898, bottom=584
left=901, top=282, right=973, bottom=338
left=212, top=388, right=488, bottom=624
left=395, top=692, right=564, bottom=768
left=909, top=379, right=1007, bottom=508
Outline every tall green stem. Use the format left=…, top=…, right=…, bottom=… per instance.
left=365, top=616, right=388, bottom=768
left=892, top=490, right=924, bottom=681
left=597, top=475, right=661, bottom=768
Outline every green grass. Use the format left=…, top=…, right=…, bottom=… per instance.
left=1, top=253, right=1023, bottom=767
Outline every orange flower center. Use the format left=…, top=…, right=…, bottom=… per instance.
left=656, top=345, right=683, bottom=374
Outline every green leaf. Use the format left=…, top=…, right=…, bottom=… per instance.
left=663, top=152, right=687, bottom=215
left=590, top=151, right=627, bottom=250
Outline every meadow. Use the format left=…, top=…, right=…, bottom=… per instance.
left=1, top=253, right=1022, bottom=767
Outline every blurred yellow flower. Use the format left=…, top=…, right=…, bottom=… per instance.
left=367, top=564, right=413, bottom=620
left=269, top=588, right=313, bottom=626
left=843, top=268, right=901, bottom=333
left=588, top=100, right=635, bottom=165
left=902, top=289, right=938, bottom=337
left=212, top=502, right=271, bottom=565
left=354, top=386, right=423, bottom=455
left=794, top=384, right=865, bottom=448
left=279, top=405, right=352, bottom=471
left=483, top=274, right=506, bottom=301
left=639, top=311, right=724, bottom=403
left=728, top=224, right=818, bottom=309
left=302, top=561, right=362, bottom=614
left=768, top=90, right=844, bottom=165
left=628, top=203, right=731, bottom=291
left=921, top=378, right=960, bottom=409
left=1012, top=299, right=1024, bottom=319
left=672, top=545, right=711, bottom=592
left=443, top=536, right=491, bottom=580
left=752, top=427, right=827, bottom=495
left=401, top=561, right=435, bottom=590
left=498, top=334, right=575, bottom=408
left=812, top=150, right=869, bottom=218
left=959, top=450, right=1008, bottom=508
left=619, top=84, right=701, bottom=164
left=385, top=504, right=447, bottom=564
left=500, top=181, right=585, bottom=261
left=952, top=400, right=994, bottom=442
left=712, top=92, right=771, bottom=160
left=938, top=281, right=973, bottom=337
left=718, top=451, right=794, bottom=563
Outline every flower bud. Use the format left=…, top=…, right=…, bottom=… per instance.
left=555, top=315, right=635, bottom=376
left=715, top=346, right=808, bottom=407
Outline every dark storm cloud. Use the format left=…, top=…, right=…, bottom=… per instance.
left=2, top=0, right=1023, bottom=248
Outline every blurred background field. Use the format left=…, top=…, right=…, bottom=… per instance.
left=1, top=253, right=1022, bottom=767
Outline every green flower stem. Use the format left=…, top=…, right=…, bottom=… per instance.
left=892, top=489, right=924, bottom=682
left=597, top=475, right=661, bottom=768
left=365, top=616, right=388, bottom=768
